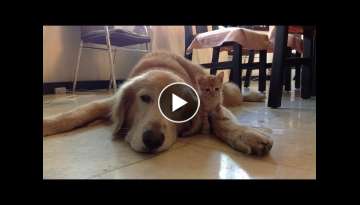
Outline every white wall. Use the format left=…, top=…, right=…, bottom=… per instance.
left=43, top=26, right=147, bottom=83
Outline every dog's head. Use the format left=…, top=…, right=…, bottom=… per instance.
left=111, top=70, right=190, bottom=153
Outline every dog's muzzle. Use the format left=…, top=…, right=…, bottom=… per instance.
left=142, top=129, right=165, bottom=151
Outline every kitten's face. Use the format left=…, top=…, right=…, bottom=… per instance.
left=198, top=72, right=224, bottom=99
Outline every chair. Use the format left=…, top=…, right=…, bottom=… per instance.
left=286, top=50, right=302, bottom=91
left=233, top=26, right=269, bottom=90
left=267, top=26, right=316, bottom=108
left=185, top=26, right=270, bottom=92
left=268, top=26, right=304, bottom=92
left=72, top=26, right=151, bottom=94
left=241, top=26, right=270, bottom=90
left=244, top=26, right=304, bottom=91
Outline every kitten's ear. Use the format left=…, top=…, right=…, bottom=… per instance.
left=217, top=71, right=224, bottom=83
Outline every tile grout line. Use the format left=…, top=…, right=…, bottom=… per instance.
left=185, top=140, right=315, bottom=172
left=88, top=143, right=191, bottom=179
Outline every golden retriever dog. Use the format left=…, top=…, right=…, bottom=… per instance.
left=43, top=51, right=273, bottom=155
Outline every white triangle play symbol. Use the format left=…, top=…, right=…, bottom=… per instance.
left=172, top=93, right=188, bottom=112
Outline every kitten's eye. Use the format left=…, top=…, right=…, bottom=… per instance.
left=215, top=88, right=219, bottom=91
left=140, top=95, right=152, bottom=103
left=206, top=88, right=211, bottom=92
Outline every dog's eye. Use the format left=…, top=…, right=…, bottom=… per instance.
left=140, top=95, right=152, bottom=103
left=206, top=88, right=210, bottom=92
left=215, top=88, right=219, bottom=91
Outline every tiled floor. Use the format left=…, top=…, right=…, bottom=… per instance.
left=43, top=83, right=316, bottom=179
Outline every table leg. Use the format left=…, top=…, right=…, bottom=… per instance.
left=295, top=52, right=301, bottom=89
left=311, top=32, right=316, bottom=96
left=268, top=26, right=288, bottom=108
left=284, top=48, right=292, bottom=91
left=301, top=27, right=314, bottom=99
left=210, top=47, right=220, bottom=75
left=230, top=44, right=242, bottom=89
left=244, top=50, right=255, bottom=88
left=259, top=50, right=267, bottom=92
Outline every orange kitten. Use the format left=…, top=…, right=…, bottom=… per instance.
left=198, top=71, right=224, bottom=112
left=198, top=71, right=225, bottom=134
left=181, top=72, right=225, bottom=137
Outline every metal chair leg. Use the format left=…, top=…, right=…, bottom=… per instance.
left=108, top=48, right=117, bottom=89
left=72, top=40, right=83, bottom=94
left=105, top=26, right=117, bottom=92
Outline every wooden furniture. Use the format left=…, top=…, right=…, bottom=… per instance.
left=268, top=26, right=316, bottom=108
left=184, top=26, right=269, bottom=91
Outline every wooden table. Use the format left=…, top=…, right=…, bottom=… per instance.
left=268, top=26, right=316, bottom=108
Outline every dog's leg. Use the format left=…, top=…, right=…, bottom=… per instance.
left=210, top=105, right=273, bottom=156
left=181, top=113, right=202, bottom=137
left=43, top=97, right=115, bottom=136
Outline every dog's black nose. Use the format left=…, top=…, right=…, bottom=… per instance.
left=142, top=130, right=165, bottom=151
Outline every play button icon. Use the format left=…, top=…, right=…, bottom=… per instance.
left=158, top=82, right=200, bottom=123
left=172, top=94, right=188, bottom=112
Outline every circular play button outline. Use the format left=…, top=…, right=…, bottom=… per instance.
left=158, top=82, right=200, bottom=123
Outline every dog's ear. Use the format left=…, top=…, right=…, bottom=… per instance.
left=196, top=75, right=206, bottom=85
left=111, top=80, right=136, bottom=137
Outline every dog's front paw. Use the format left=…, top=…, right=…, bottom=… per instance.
left=43, top=118, right=52, bottom=137
left=232, top=128, right=273, bottom=156
left=43, top=118, right=57, bottom=137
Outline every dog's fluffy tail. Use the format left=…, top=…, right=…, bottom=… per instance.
left=222, top=82, right=243, bottom=107
left=222, top=82, right=265, bottom=107
left=43, top=97, right=115, bottom=136
left=242, top=91, right=266, bottom=102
